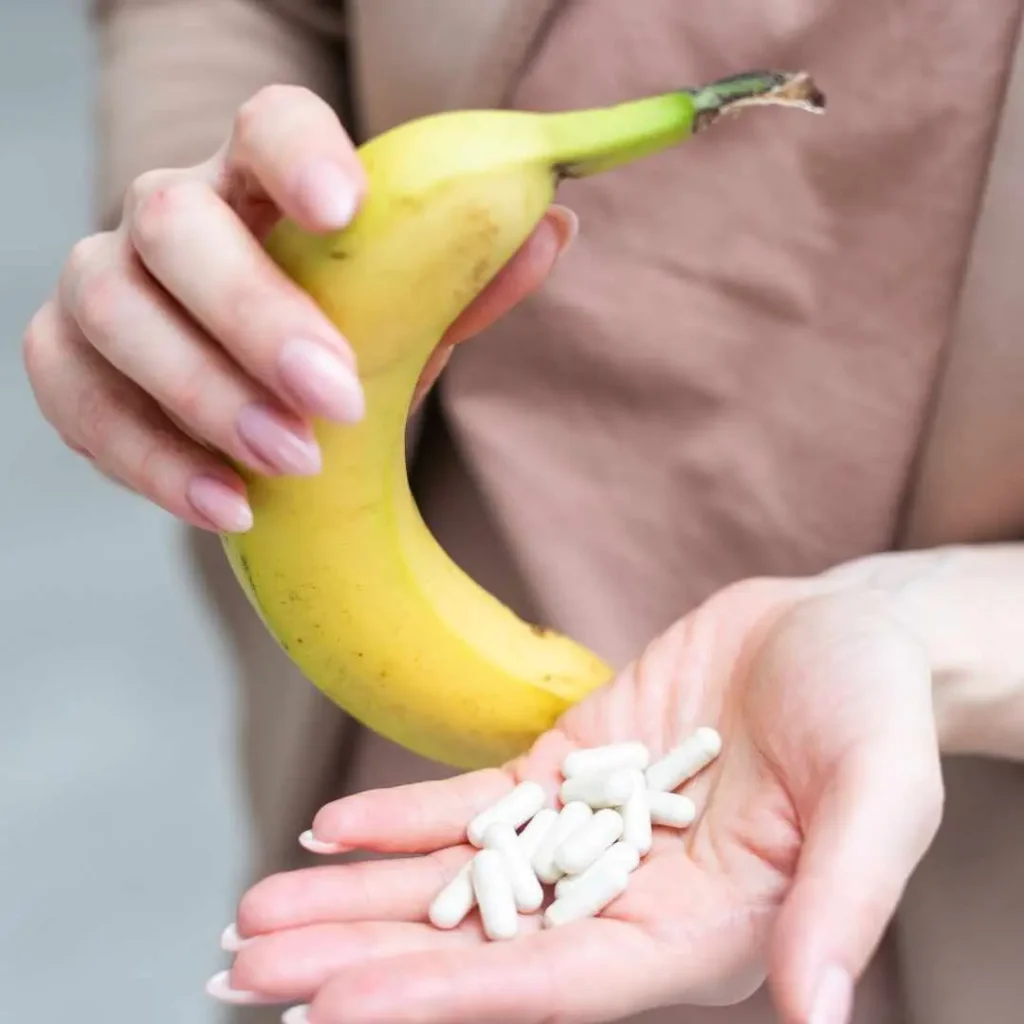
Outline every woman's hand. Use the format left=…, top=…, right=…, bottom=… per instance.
left=21, top=84, right=575, bottom=534
left=215, top=575, right=944, bottom=1024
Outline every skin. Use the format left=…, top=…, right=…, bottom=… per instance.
left=21, top=84, right=1024, bottom=1024
left=219, top=577, right=943, bottom=1024
left=21, top=85, right=576, bottom=534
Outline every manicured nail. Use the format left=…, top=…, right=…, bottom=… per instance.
left=237, top=403, right=321, bottom=476
left=298, top=829, right=349, bottom=855
left=205, top=970, right=279, bottom=1006
left=278, top=338, right=365, bottom=423
left=187, top=477, right=253, bottom=533
left=282, top=1007, right=310, bottom=1024
left=293, top=158, right=361, bottom=229
left=219, top=923, right=253, bottom=953
left=809, top=964, right=853, bottom=1024
left=548, top=205, right=579, bottom=253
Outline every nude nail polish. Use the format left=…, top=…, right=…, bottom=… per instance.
left=282, top=1006, right=310, bottom=1024
left=809, top=964, right=853, bottom=1024
left=236, top=403, right=321, bottom=475
left=298, top=829, right=349, bottom=855
left=278, top=338, right=365, bottom=423
left=205, top=970, right=278, bottom=1006
left=187, top=477, right=253, bottom=533
left=293, top=158, right=361, bottom=229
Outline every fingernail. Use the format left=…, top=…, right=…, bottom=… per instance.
left=220, top=923, right=253, bottom=953
left=282, top=1007, right=310, bottom=1024
left=187, top=477, right=253, bottom=533
left=548, top=205, right=579, bottom=253
left=809, top=964, right=853, bottom=1024
left=293, top=158, right=360, bottom=229
left=298, top=829, right=349, bottom=855
left=237, top=403, right=321, bottom=476
left=205, top=970, right=279, bottom=1006
left=278, top=338, right=365, bottom=423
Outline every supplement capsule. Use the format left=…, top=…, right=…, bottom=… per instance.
left=531, top=801, right=593, bottom=884
left=555, top=841, right=640, bottom=899
left=428, top=859, right=476, bottom=929
left=645, top=727, right=722, bottom=792
left=471, top=848, right=519, bottom=941
left=620, top=769, right=653, bottom=855
left=559, top=769, right=635, bottom=809
left=467, top=781, right=547, bottom=847
left=561, top=741, right=650, bottom=779
left=555, top=807, right=625, bottom=875
left=648, top=791, right=697, bottom=828
left=517, top=807, right=559, bottom=860
left=483, top=822, right=544, bottom=913
left=544, top=865, right=630, bottom=927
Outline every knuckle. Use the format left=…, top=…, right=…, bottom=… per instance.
left=123, top=168, right=176, bottom=222
left=65, top=233, right=106, bottom=282
left=132, top=435, right=174, bottom=499
left=167, top=355, right=213, bottom=422
left=131, top=178, right=204, bottom=253
left=75, top=264, right=123, bottom=337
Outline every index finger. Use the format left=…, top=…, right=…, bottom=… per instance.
left=306, top=770, right=516, bottom=855
left=214, top=84, right=367, bottom=233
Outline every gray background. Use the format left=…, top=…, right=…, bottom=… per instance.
left=1, top=3, right=249, bottom=1021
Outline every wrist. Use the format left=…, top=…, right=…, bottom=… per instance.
left=819, top=545, right=1024, bottom=760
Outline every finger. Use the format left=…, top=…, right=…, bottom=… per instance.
left=23, top=303, right=252, bottom=533
left=220, top=84, right=367, bottom=233
left=236, top=848, right=472, bottom=938
left=305, top=920, right=661, bottom=1024
left=769, top=738, right=943, bottom=1024
left=127, top=177, right=364, bottom=423
left=209, top=921, right=481, bottom=1006
left=411, top=205, right=578, bottom=409
left=59, top=234, right=321, bottom=477
left=441, top=205, right=578, bottom=347
left=307, top=770, right=514, bottom=854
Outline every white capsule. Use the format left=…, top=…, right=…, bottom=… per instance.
left=544, top=865, right=630, bottom=927
left=559, top=769, right=635, bottom=809
left=483, top=822, right=544, bottom=913
left=561, top=742, right=650, bottom=779
left=531, top=801, right=593, bottom=883
left=555, top=807, right=625, bottom=875
left=648, top=791, right=697, bottom=828
left=471, top=849, right=519, bottom=941
left=428, top=859, right=476, bottom=929
left=517, top=807, right=559, bottom=860
left=620, top=769, right=653, bottom=855
left=467, top=781, right=548, bottom=847
left=645, top=727, right=722, bottom=792
left=554, top=841, right=640, bottom=899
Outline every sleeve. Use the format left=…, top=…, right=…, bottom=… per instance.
left=90, top=0, right=348, bottom=228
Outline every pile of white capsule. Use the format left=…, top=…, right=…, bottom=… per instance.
left=428, top=726, right=722, bottom=940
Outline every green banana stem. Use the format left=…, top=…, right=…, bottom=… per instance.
left=547, top=70, right=825, bottom=179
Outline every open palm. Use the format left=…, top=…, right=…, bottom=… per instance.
left=219, top=577, right=944, bottom=1024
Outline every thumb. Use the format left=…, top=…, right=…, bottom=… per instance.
left=769, top=744, right=944, bottom=1023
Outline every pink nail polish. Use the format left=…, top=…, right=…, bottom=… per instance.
left=549, top=205, right=579, bottom=253
left=278, top=338, right=365, bottom=423
left=187, top=477, right=253, bottom=533
left=205, top=970, right=279, bottom=1006
left=237, top=403, right=321, bottom=476
left=809, top=964, right=853, bottom=1024
left=293, top=158, right=360, bottom=229
left=298, top=829, right=349, bottom=855
left=220, top=923, right=253, bottom=953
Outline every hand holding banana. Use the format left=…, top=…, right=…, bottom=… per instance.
left=24, top=71, right=824, bottom=769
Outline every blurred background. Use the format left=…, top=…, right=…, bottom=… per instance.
left=0, top=3, right=250, bottom=1021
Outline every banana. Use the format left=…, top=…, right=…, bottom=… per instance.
left=222, top=71, right=825, bottom=770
